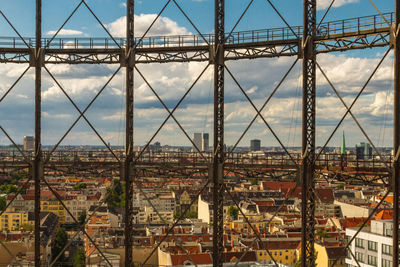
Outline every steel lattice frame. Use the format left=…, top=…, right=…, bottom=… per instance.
left=0, top=0, right=400, bottom=266
left=301, top=0, right=316, bottom=266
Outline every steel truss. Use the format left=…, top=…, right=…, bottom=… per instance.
left=0, top=0, right=399, bottom=267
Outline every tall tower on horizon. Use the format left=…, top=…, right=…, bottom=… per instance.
left=341, top=131, right=346, bottom=155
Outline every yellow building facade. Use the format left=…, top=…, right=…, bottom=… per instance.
left=0, top=212, right=30, bottom=231
left=229, top=218, right=282, bottom=233
left=256, top=248, right=298, bottom=266
left=314, top=243, right=346, bottom=267
left=41, top=199, right=66, bottom=224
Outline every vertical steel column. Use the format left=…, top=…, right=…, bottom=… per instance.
left=124, top=0, right=134, bottom=266
left=34, top=0, right=42, bottom=266
left=212, top=0, right=225, bottom=266
left=301, top=0, right=316, bottom=266
left=393, top=0, right=400, bottom=265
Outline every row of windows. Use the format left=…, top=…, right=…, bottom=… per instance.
left=354, top=237, right=392, bottom=255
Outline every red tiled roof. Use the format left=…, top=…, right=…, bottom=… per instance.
left=339, top=217, right=370, bottom=228
left=376, top=209, right=393, bottom=220
left=316, top=188, right=334, bottom=203
left=261, top=181, right=296, bottom=191
left=258, top=240, right=300, bottom=250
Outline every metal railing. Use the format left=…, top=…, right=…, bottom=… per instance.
left=0, top=149, right=392, bottom=170
left=0, top=12, right=394, bottom=50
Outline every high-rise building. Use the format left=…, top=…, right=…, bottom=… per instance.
left=23, top=136, right=34, bottom=151
left=356, top=142, right=372, bottom=160
left=193, top=133, right=202, bottom=152
left=250, top=139, right=261, bottom=151
left=202, top=133, right=209, bottom=152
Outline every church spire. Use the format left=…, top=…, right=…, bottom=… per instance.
left=341, top=131, right=346, bottom=155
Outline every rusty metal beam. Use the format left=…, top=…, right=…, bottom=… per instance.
left=124, top=0, right=134, bottom=266
left=34, top=1, right=42, bottom=266
left=301, top=0, right=316, bottom=266
left=212, top=0, right=225, bottom=266
left=393, top=0, right=400, bottom=265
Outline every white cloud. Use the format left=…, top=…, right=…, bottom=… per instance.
left=317, top=0, right=359, bottom=10
left=106, top=14, right=189, bottom=38
left=46, top=29, right=84, bottom=36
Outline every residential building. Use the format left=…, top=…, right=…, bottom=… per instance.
left=133, top=192, right=175, bottom=212
left=64, top=193, right=101, bottom=223
left=255, top=239, right=299, bottom=266
left=6, top=194, right=34, bottom=212
left=174, top=190, right=198, bottom=215
left=39, top=212, right=59, bottom=264
left=137, top=206, right=174, bottom=224
left=315, top=203, right=342, bottom=217
left=197, top=195, right=231, bottom=224
left=40, top=197, right=65, bottom=224
left=0, top=211, right=30, bottom=231
left=314, top=243, right=346, bottom=267
left=346, top=220, right=394, bottom=267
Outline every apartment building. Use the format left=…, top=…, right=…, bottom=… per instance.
left=133, top=192, right=175, bottom=212
left=0, top=211, right=30, bottom=231
left=346, top=220, right=394, bottom=267
left=6, top=194, right=34, bottom=212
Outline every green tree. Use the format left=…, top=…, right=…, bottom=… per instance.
left=174, top=211, right=198, bottom=219
left=227, top=205, right=239, bottom=220
left=20, top=223, right=34, bottom=231
left=0, top=196, right=6, bottom=211
left=105, top=179, right=126, bottom=208
left=73, top=247, right=85, bottom=267
left=52, top=228, right=68, bottom=263
left=78, top=210, right=86, bottom=225
left=250, top=179, right=258, bottom=186
left=316, top=229, right=330, bottom=238
left=74, top=183, right=87, bottom=190
left=0, top=184, right=17, bottom=194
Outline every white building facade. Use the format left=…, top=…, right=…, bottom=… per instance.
left=346, top=220, right=394, bottom=267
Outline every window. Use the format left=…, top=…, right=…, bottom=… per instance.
left=355, top=238, right=364, bottom=248
left=355, top=252, right=364, bottom=263
left=368, top=240, right=377, bottom=251
left=367, top=255, right=377, bottom=266
left=386, top=228, right=393, bottom=237
left=382, top=259, right=392, bottom=267
left=382, top=244, right=393, bottom=256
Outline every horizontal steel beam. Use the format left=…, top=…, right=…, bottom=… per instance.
left=0, top=13, right=394, bottom=64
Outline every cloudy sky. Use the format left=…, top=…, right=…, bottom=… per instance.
left=0, top=0, right=397, bottom=150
